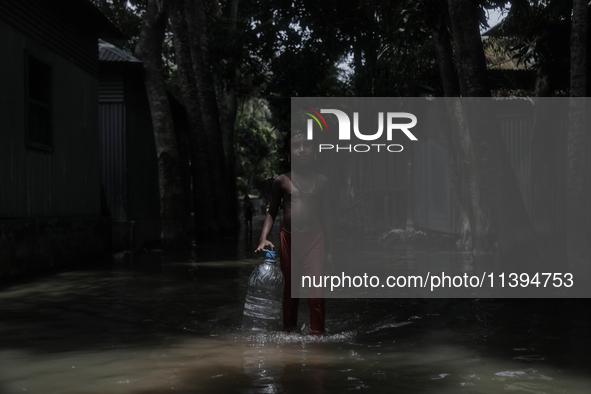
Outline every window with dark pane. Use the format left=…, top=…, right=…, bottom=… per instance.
left=26, top=54, right=52, bottom=150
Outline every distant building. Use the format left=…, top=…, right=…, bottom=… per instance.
left=0, top=0, right=123, bottom=280
left=482, top=37, right=536, bottom=96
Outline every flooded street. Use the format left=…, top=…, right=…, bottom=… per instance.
left=0, top=224, right=590, bottom=393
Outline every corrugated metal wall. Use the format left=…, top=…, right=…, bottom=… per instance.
left=0, top=20, right=27, bottom=218
left=99, top=67, right=127, bottom=221
left=414, top=136, right=454, bottom=233
left=126, top=106, right=160, bottom=220
left=557, top=117, right=568, bottom=232
left=124, top=69, right=151, bottom=119
left=588, top=143, right=591, bottom=234
left=0, top=20, right=100, bottom=219
left=499, top=114, right=533, bottom=216
left=123, top=67, right=160, bottom=221
left=317, top=100, right=586, bottom=236
left=413, top=100, right=589, bottom=234
left=0, top=0, right=99, bottom=77
left=98, top=66, right=160, bottom=222
left=99, top=102, right=127, bottom=221
left=413, top=108, right=536, bottom=233
left=98, top=73, right=124, bottom=102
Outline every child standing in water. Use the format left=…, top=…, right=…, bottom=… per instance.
left=255, top=130, right=332, bottom=335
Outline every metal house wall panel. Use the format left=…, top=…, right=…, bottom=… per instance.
left=0, top=0, right=99, bottom=77
left=0, top=21, right=27, bottom=218
left=0, top=20, right=100, bottom=219
left=412, top=101, right=586, bottom=236
left=98, top=74, right=124, bottom=102
left=24, top=53, right=100, bottom=218
left=126, top=106, right=160, bottom=220
left=588, top=143, right=591, bottom=234
left=414, top=136, right=453, bottom=233
left=99, top=102, right=127, bottom=221
left=99, top=56, right=161, bottom=226
left=500, top=114, right=533, bottom=217
left=587, top=140, right=591, bottom=234
left=124, top=70, right=151, bottom=119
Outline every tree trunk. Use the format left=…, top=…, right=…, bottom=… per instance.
left=446, top=0, right=490, bottom=97
left=169, top=0, right=218, bottom=238
left=448, top=98, right=491, bottom=252
left=353, top=37, right=363, bottom=96
left=223, top=89, right=239, bottom=233
left=432, top=12, right=460, bottom=98
left=135, top=0, right=189, bottom=249
left=570, top=0, right=588, bottom=98
left=186, top=0, right=237, bottom=235
left=447, top=0, right=538, bottom=264
left=221, top=0, right=240, bottom=236
left=566, top=0, right=589, bottom=270
left=432, top=12, right=476, bottom=250
left=211, top=0, right=239, bottom=169
left=436, top=100, right=475, bottom=249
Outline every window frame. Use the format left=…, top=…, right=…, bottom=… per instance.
left=24, top=49, right=54, bottom=152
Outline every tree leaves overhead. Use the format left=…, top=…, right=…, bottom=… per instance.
left=92, top=0, right=145, bottom=53
left=487, top=0, right=574, bottom=91
left=95, top=0, right=584, bottom=109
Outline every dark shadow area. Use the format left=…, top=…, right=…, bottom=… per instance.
left=0, top=256, right=251, bottom=356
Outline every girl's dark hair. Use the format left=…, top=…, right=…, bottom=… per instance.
left=290, top=129, right=305, bottom=139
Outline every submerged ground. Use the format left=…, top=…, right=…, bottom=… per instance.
left=0, top=221, right=589, bottom=393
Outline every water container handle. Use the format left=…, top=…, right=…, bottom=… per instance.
left=263, top=249, right=277, bottom=264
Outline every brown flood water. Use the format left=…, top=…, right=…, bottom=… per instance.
left=0, top=225, right=590, bottom=393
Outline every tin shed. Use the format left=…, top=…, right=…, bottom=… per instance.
left=0, top=0, right=124, bottom=280
left=98, top=40, right=192, bottom=250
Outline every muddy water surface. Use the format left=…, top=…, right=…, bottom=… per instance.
left=0, top=232, right=590, bottom=393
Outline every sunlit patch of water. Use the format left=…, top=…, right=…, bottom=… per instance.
left=365, top=319, right=413, bottom=333
left=239, top=329, right=356, bottom=345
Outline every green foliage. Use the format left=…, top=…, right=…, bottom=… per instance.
left=94, top=0, right=580, bottom=195
left=243, top=0, right=352, bottom=132
left=489, top=0, right=574, bottom=90
left=345, top=0, right=441, bottom=97
left=92, top=0, right=145, bottom=53
left=234, top=98, right=282, bottom=198
left=93, top=0, right=177, bottom=78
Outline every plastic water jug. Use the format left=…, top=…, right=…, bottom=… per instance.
left=242, top=250, right=284, bottom=331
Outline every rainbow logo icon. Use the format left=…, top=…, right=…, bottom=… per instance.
left=302, top=107, right=329, bottom=131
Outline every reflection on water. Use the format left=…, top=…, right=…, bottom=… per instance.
left=0, top=225, right=590, bottom=393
